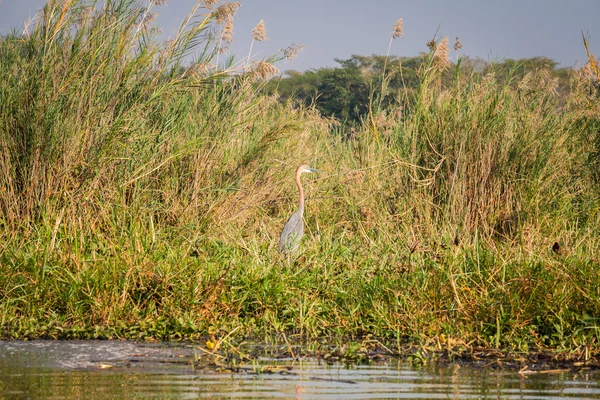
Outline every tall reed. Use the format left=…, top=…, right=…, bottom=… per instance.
left=0, top=1, right=599, bottom=353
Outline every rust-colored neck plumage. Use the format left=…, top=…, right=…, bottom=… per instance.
left=295, top=165, right=305, bottom=213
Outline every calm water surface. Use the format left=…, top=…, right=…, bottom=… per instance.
left=0, top=340, right=599, bottom=399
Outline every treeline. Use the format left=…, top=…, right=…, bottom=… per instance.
left=266, top=55, right=571, bottom=125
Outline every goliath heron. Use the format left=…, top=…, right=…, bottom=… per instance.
left=278, top=165, right=321, bottom=253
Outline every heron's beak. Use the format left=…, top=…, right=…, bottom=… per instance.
left=308, top=168, right=322, bottom=173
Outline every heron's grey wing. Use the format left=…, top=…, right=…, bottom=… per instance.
left=278, top=211, right=303, bottom=253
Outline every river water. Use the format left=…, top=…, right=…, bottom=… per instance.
left=0, top=340, right=599, bottom=399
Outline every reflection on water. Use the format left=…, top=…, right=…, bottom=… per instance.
left=0, top=340, right=599, bottom=399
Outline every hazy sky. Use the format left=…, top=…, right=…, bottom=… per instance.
left=1, top=0, right=599, bottom=72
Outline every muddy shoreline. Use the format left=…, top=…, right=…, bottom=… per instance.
left=1, top=339, right=597, bottom=375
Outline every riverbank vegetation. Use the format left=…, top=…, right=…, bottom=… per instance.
left=1, top=0, right=600, bottom=358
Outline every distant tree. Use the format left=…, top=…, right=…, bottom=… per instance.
left=315, top=66, right=369, bottom=122
left=264, top=55, right=571, bottom=125
left=267, top=69, right=320, bottom=108
left=264, top=55, right=429, bottom=123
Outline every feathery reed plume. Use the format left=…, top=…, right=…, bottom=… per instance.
left=134, top=0, right=164, bottom=40
left=392, top=18, right=404, bottom=39
left=23, top=14, right=39, bottom=37
left=214, top=2, right=240, bottom=63
left=192, top=62, right=216, bottom=78
left=250, top=61, right=279, bottom=81
left=582, top=32, right=599, bottom=82
left=141, top=12, right=158, bottom=29
left=222, top=18, right=234, bottom=43
left=252, top=19, right=268, bottom=41
left=382, top=18, right=404, bottom=93
left=518, top=71, right=533, bottom=91
left=283, top=43, right=306, bottom=61
left=433, top=37, right=450, bottom=72
left=581, top=57, right=599, bottom=80
left=214, top=2, right=240, bottom=24
left=204, top=0, right=219, bottom=9
left=518, top=69, right=558, bottom=96
left=247, top=19, right=268, bottom=64
left=157, top=40, right=173, bottom=65
left=379, top=17, right=405, bottom=143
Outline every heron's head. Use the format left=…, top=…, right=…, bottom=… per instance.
left=297, top=165, right=322, bottom=175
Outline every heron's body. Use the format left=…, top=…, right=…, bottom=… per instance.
left=278, top=209, right=303, bottom=253
left=278, top=165, right=320, bottom=254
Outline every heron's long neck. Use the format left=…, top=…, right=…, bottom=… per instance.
left=296, top=171, right=304, bottom=213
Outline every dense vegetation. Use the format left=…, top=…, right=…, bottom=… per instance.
left=266, top=54, right=572, bottom=126
left=1, top=0, right=599, bottom=358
